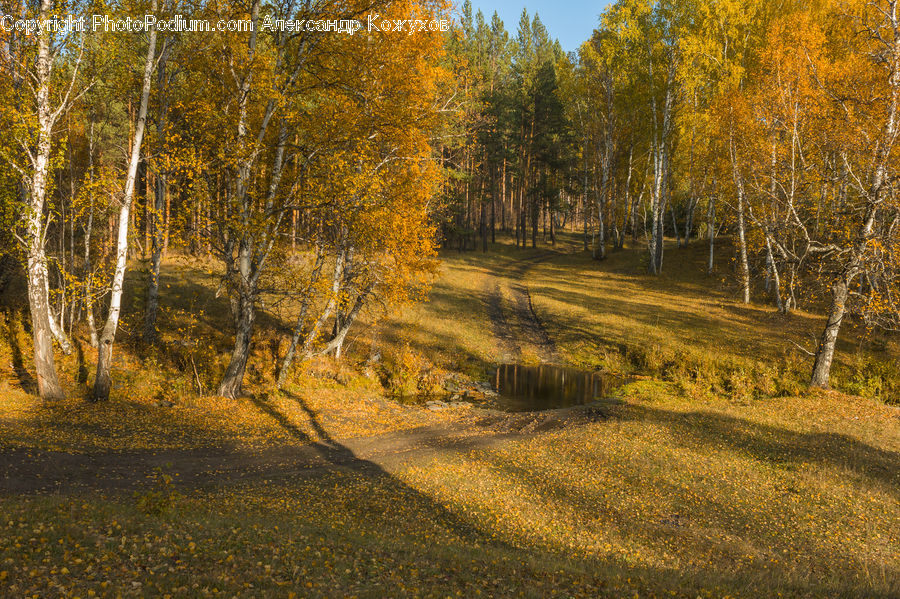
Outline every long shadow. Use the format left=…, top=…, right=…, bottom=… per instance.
left=248, top=393, right=357, bottom=468
left=2, top=309, right=36, bottom=393
left=435, top=429, right=899, bottom=598
left=391, top=400, right=899, bottom=596
left=260, top=390, right=498, bottom=546
left=530, top=282, right=819, bottom=367
left=73, top=336, right=90, bottom=385
left=3, top=390, right=895, bottom=596
left=615, top=402, right=900, bottom=495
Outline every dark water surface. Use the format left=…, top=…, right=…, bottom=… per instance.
left=493, top=364, right=624, bottom=412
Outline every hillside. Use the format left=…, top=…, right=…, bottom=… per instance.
left=1, top=239, right=898, bottom=598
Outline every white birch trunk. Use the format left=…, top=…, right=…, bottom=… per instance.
left=23, top=0, right=64, bottom=400
left=93, top=5, right=157, bottom=401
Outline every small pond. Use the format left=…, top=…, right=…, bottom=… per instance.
left=493, top=364, right=624, bottom=412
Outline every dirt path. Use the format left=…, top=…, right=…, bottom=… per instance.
left=0, top=407, right=609, bottom=495
left=1, top=250, right=575, bottom=498
left=483, top=252, right=560, bottom=364
left=483, top=279, right=521, bottom=363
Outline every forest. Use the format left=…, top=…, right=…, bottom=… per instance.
left=442, top=0, right=900, bottom=394
left=0, top=0, right=899, bottom=597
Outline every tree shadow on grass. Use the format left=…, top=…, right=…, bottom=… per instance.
left=3, top=386, right=897, bottom=596
left=72, top=336, right=90, bottom=385
left=251, top=389, right=495, bottom=546
left=614, top=402, right=900, bottom=496
left=396, top=401, right=899, bottom=597
left=2, top=309, right=36, bottom=393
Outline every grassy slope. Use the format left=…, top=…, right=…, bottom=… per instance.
left=1, top=238, right=899, bottom=598
left=526, top=235, right=900, bottom=400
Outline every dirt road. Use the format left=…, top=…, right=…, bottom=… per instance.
left=482, top=252, right=559, bottom=364
left=0, top=405, right=605, bottom=495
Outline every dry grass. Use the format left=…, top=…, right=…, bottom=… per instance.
left=0, top=238, right=899, bottom=597
left=519, top=234, right=900, bottom=401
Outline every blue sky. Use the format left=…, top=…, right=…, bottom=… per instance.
left=465, top=0, right=610, bottom=53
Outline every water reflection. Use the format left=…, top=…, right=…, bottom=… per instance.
left=494, top=364, right=623, bottom=412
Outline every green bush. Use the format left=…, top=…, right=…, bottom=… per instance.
left=836, top=355, right=900, bottom=405
left=615, top=342, right=814, bottom=402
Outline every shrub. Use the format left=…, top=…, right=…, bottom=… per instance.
left=836, top=355, right=900, bottom=405
left=380, top=342, right=438, bottom=399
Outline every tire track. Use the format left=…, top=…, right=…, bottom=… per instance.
left=483, top=252, right=560, bottom=365
left=483, top=278, right=521, bottom=363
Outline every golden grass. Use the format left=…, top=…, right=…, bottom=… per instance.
left=377, top=250, right=508, bottom=378
left=398, top=390, right=899, bottom=596
left=516, top=235, right=900, bottom=401
left=1, top=237, right=899, bottom=597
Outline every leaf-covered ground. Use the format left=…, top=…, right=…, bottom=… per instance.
left=2, top=390, right=897, bottom=598
left=1, top=238, right=899, bottom=598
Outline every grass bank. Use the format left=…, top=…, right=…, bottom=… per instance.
left=1, top=237, right=898, bottom=597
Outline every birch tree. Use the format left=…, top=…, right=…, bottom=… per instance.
left=0, top=0, right=87, bottom=400
left=143, top=0, right=176, bottom=343
left=92, top=0, right=158, bottom=402
left=808, top=0, right=900, bottom=387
